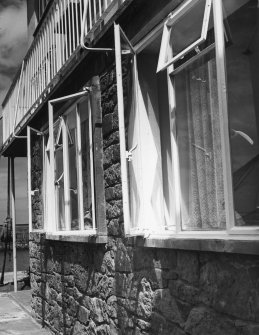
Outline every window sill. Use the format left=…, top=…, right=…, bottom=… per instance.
left=45, top=232, right=108, bottom=244
left=125, top=234, right=259, bottom=255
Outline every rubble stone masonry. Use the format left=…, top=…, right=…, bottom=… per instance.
left=29, top=62, right=259, bottom=334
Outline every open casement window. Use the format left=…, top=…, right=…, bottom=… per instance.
left=27, top=126, right=45, bottom=232
left=114, top=24, right=174, bottom=236
left=157, top=0, right=213, bottom=72
left=48, top=84, right=105, bottom=235
left=164, top=0, right=228, bottom=231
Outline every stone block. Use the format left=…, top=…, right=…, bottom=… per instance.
left=115, top=246, right=132, bottom=273
left=115, top=273, right=135, bottom=299
left=107, top=219, right=121, bottom=237
left=78, top=306, right=90, bottom=325
left=105, top=185, right=122, bottom=202
left=103, top=144, right=120, bottom=169
left=73, top=264, right=89, bottom=293
left=169, top=279, right=199, bottom=305
left=106, top=201, right=123, bottom=220
left=103, top=111, right=119, bottom=137
left=104, top=163, right=121, bottom=187
left=100, top=69, right=116, bottom=92
left=101, top=251, right=115, bottom=275
left=136, top=277, right=154, bottom=319
left=176, top=251, right=199, bottom=284
left=153, top=289, right=183, bottom=325
left=200, top=260, right=259, bottom=321
left=153, top=249, right=177, bottom=269
left=107, top=295, right=118, bottom=318
left=103, top=131, right=120, bottom=149
left=83, top=297, right=109, bottom=323
left=184, top=307, right=238, bottom=335
left=72, top=320, right=96, bottom=335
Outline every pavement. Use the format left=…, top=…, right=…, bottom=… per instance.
left=2, top=271, right=28, bottom=285
left=0, top=290, right=52, bottom=334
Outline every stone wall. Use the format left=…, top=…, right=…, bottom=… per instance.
left=31, top=133, right=44, bottom=230
left=29, top=62, right=259, bottom=335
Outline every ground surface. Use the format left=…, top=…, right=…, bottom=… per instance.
left=0, top=291, right=52, bottom=334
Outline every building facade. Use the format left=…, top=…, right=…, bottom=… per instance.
left=1, top=0, right=259, bottom=334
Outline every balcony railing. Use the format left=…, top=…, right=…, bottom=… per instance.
left=2, top=0, right=124, bottom=145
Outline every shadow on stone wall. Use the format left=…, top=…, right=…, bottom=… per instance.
left=29, top=231, right=259, bottom=335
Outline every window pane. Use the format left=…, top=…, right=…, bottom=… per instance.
left=169, top=0, right=206, bottom=59
left=126, top=34, right=173, bottom=231
left=66, top=112, right=80, bottom=230
left=55, top=145, right=65, bottom=230
left=80, top=102, right=93, bottom=229
left=225, top=0, right=259, bottom=226
left=174, top=50, right=226, bottom=230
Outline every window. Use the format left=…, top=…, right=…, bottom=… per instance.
left=48, top=94, right=96, bottom=233
left=157, top=0, right=212, bottom=72
left=115, top=24, right=174, bottom=235
left=115, top=0, right=259, bottom=238
left=28, top=78, right=106, bottom=238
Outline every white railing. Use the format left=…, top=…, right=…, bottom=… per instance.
left=2, top=0, right=122, bottom=144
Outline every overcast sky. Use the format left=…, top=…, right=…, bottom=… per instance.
left=0, top=0, right=28, bottom=225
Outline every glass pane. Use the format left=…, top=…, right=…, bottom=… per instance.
left=225, top=0, right=259, bottom=226
left=169, top=0, right=206, bottom=59
left=55, top=145, right=65, bottom=230
left=173, top=4, right=214, bottom=70
left=127, top=34, right=173, bottom=230
left=80, top=102, right=93, bottom=229
left=31, top=131, right=44, bottom=230
left=66, top=112, right=80, bottom=230
left=174, top=50, right=226, bottom=230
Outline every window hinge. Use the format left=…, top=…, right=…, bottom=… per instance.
left=126, top=144, right=137, bottom=162
left=83, top=86, right=91, bottom=92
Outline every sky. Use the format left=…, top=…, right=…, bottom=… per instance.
left=0, top=0, right=28, bottom=225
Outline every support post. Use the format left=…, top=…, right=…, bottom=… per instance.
left=11, top=157, right=17, bottom=292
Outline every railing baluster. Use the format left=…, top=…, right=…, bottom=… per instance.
left=60, top=0, right=65, bottom=64
left=64, top=0, right=69, bottom=60
left=72, top=0, right=76, bottom=51
left=89, top=0, right=92, bottom=30
left=43, top=27, right=46, bottom=91
left=57, top=2, right=63, bottom=68
left=28, top=56, right=32, bottom=108
left=68, top=0, right=72, bottom=56
left=51, top=10, right=56, bottom=77
left=46, top=18, right=50, bottom=84
left=2, top=0, right=122, bottom=143
left=93, top=0, right=97, bottom=25
left=75, top=0, right=79, bottom=47
left=99, top=0, right=102, bottom=18
left=36, top=41, right=39, bottom=99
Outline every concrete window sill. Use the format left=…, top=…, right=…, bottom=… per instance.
left=45, top=232, right=108, bottom=244
left=125, top=235, right=259, bottom=255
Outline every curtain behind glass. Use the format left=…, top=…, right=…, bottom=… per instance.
left=175, top=52, right=226, bottom=230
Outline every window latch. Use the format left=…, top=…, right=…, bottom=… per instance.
left=126, top=144, right=137, bottom=162
left=55, top=172, right=64, bottom=187
left=31, top=189, right=39, bottom=196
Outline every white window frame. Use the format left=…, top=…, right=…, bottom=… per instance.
left=157, top=0, right=212, bottom=72
left=114, top=23, right=136, bottom=236
left=115, top=0, right=259, bottom=239
left=47, top=90, right=97, bottom=235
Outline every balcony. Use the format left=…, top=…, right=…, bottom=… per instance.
left=1, top=0, right=126, bottom=148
